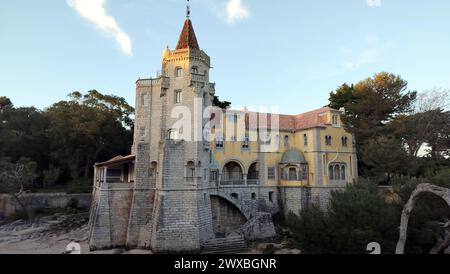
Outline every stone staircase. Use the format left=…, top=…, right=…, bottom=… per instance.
left=202, top=235, right=248, bottom=254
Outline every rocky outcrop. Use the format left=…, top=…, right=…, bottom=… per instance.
left=241, top=212, right=276, bottom=241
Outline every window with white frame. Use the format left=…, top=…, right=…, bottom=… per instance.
left=175, top=67, right=183, bottom=77
left=215, top=135, right=224, bottom=149
left=168, top=129, right=178, bottom=140
left=175, top=90, right=182, bottom=104
left=268, top=167, right=276, bottom=180
left=141, top=93, right=148, bottom=106
left=329, top=163, right=347, bottom=181
left=186, top=161, right=195, bottom=178
left=332, top=115, right=339, bottom=126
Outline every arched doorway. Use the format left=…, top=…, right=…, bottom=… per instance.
left=221, top=161, right=244, bottom=185
left=210, top=195, right=247, bottom=238
left=247, top=162, right=259, bottom=185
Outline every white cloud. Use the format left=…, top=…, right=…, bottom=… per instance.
left=226, top=0, right=249, bottom=23
left=343, top=35, right=383, bottom=70
left=344, top=49, right=379, bottom=69
left=67, top=0, right=133, bottom=56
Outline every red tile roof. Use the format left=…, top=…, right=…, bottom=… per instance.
left=95, top=155, right=136, bottom=167
left=243, top=107, right=335, bottom=131
left=176, top=19, right=200, bottom=50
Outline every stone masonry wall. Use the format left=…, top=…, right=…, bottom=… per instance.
left=0, top=193, right=91, bottom=219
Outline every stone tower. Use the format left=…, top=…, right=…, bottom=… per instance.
left=126, top=10, right=216, bottom=252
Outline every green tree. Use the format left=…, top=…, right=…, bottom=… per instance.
left=390, top=110, right=450, bottom=159
left=287, top=181, right=401, bottom=254
left=0, top=106, right=50, bottom=173
left=0, top=96, right=13, bottom=111
left=328, top=72, right=417, bottom=180
left=44, top=91, right=133, bottom=180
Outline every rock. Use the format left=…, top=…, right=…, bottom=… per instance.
left=274, top=249, right=292, bottom=254
left=291, top=249, right=301, bottom=254
left=112, top=248, right=125, bottom=254
left=262, top=244, right=277, bottom=255
left=122, top=249, right=153, bottom=254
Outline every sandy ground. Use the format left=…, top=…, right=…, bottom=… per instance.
left=0, top=213, right=92, bottom=254
left=0, top=214, right=298, bottom=254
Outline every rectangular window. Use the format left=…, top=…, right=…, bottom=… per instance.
left=332, top=115, right=339, bottom=126
left=175, top=67, right=183, bottom=77
left=139, top=127, right=146, bottom=137
left=187, top=167, right=195, bottom=178
left=269, top=191, right=274, bottom=203
left=242, top=135, right=250, bottom=149
left=300, top=165, right=308, bottom=180
left=268, top=167, right=276, bottom=180
left=284, top=135, right=289, bottom=148
left=210, top=171, right=217, bottom=182
left=141, top=93, right=148, bottom=106
left=175, top=90, right=182, bottom=104
left=303, top=134, right=308, bottom=146
left=216, top=135, right=224, bottom=149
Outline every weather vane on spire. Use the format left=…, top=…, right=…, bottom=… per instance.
left=186, top=0, right=191, bottom=18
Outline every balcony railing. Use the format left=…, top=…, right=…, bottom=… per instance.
left=220, top=180, right=245, bottom=186
left=190, top=73, right=206, bottom=83
left=136, top=76, right=170, bottom=88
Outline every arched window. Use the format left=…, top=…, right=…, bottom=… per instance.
left=191, top=66, right=199, bottom=74
left=342, top=136, right=348, bottom=147
left=341, top=165, right=346, bottom=180
left=284, top=135, right=290, bottom=148
left=325, top=136, right=332, bottom=146
left=222, top=161, right=243, bottom=185
left=168, top=129, right=178, bottom=140
left=149, top=161, right=157, bottom=179
left=329, top=165, right=334, bottom=180
left=289, top=168, right=297, bottom=181
left=334, top=165, right=340, bottom=180
left=329, top=163, right=347, bottom=182
left=186, top=161, right=195, bottom=178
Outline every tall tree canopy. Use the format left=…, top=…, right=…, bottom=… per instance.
left=0, top=91, right=134, bottom=192
left=329, top=72, right=419, bottom=181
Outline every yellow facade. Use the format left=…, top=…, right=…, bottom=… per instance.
left=210, top=108, right=358, bottom=188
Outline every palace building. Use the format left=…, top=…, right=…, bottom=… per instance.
left=88, top=4, right=358, bottom=253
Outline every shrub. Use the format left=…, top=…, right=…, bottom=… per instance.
left=287, top=181, right=401, bottom=254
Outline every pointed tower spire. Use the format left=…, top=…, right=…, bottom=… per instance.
left=176, top=0, right=200, bottom=50
left=186, top=0, right=191, bottom=18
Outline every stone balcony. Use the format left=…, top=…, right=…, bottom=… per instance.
left=136, top=76, right=170, bottom=89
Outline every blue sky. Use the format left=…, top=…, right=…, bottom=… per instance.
left=1, top=0, right=450, bottom=114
